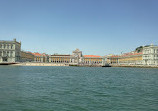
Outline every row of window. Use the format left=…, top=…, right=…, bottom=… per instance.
left=144, top=55, right=158, bottom=58
left=0, top=44, right=14, bottom=49
left=0, top=51, right=14, bottom=57
left=51, top=61, right=72, bottom=63
left=84, top=61, right=102, bottom=63
left=144, top=49, right=158, bottom=54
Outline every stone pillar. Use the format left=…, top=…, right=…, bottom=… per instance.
left=9, top=44, right=11, bottom=49
left=2, top=44, right=4, bottom=49
left=34, top=57, right=36, bottom=62
left=49, top=57, right=51, bottom=63
left=9, top=51, right=11, bottom=57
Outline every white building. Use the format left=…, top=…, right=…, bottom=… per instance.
left=0, top=39, right=21, bottom=63
left=143, top=44, right=158, bottom=65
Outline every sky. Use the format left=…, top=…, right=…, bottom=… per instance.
left=0, top=0, right=158, bottom=56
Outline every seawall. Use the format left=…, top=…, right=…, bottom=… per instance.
left=12, top=63, right=69, bottom=66
left=111, top=64, right=158, bottom=68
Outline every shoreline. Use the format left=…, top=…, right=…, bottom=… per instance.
left=1, top=62, right=158, bottom=68
left=11, top=63, right=69, bottom=66
left=111, top=64, right=158, bottom=68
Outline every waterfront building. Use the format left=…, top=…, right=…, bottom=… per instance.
left=33, top=53, right=49, bottom=63
left=81, top=55, right=105, bottom=66
left=107, top=44, right=158, bottom=66
left=107, top=55, right=119, bottom=64
left=49, top=54, right=72, bottom=63
left=108, top=52, right=143, bottom=65
left=21, top=51, right=34, bottom=62
left=49, top=49, right=106, bottom=66
left=49, top=49, right=81, bottom=64
left=143, top=44, right=158, bottom=65
left=119, top=52, right=143, bottom=65
left=0, top=39, right=21, bottom=63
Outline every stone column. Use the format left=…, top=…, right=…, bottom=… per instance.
left=9, top=44, right=11, bottom=49
left=2, top=44, right=4, bottom=49
left=49, top=57, right=51, bottom=63
left=60, top=58, right=61, bottom=63
left=9, top=51, right=11, bottom=57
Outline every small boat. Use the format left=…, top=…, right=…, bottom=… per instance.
left=102, top=63, right=111, bottom=67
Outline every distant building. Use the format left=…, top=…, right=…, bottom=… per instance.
left=49, top=49, right=106, bottom=66
left=0, top=39, right=21, bottom=63
left=81, top=55, right=105, bottom=65
left=143, top=44, right=158, bottom=65
left=107, top=44, right=158, bottom=66
left=33, top=53, right=49, bottom=62
left=119, top=52, right=143, bottom=65
left=107, top=52, right=143, bottom=65
left=49, top=49, right=82, bottom=64
left=49, top=54, right=72, bottom=63
left=21, top=51, right=34, bottom=62
left=107, top=55, right=119, bottom=64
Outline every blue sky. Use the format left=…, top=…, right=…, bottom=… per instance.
left=0, top=0, right=158, bottom=55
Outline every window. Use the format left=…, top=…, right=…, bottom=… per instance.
left=11, top=44, right=13, bottom=49
left=7, top=51, right=9, bottom=56
left=10, top=51, right=13, bottom=57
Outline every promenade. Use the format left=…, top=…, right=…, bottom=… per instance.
left=13, top=63, right=69, bottom=66
left=10, top=62, right=158, bottom=68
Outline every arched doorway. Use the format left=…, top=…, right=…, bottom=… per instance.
left=2, top=57, right=8, bottom=62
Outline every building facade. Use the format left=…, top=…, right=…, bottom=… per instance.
left=49, top=55, right=72, bottom=63
left=107, top=52, right=143, bottom=65
left=118, top=52, right=143, bottom=65
left=107, top=44, right=158, bottom=66
left=143, top=44, right=158, bottom=65
left=21, top=51, right=34, bottom=62
left=0, top=39, right=21, bottom=63
left=33, top=53, right=49, bottom=63
left=81, top=55, right=105, bottom=66
left=49, top=49, right=106, bottom=66
left=49, top=49, right=81, bottom=64
left=107, top=55, right=119, bottom=64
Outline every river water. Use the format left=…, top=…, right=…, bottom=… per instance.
left=0, top=66, right=157, bottom=111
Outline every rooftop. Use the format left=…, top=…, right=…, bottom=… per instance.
left=84, top=55, right=101, bottom=58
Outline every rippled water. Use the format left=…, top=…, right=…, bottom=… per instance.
left=0, top=66, right=158, bottom=111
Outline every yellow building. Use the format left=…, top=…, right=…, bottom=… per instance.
left=119, top=52, right=143, bottom=65
left=107, top=55, right=119, bottom=64
left=49, top=55, right=72, bottom=63
left=82, top=55, right=104, bottom=65
left=108, top=52, right=143, bottom=65
left=33, top=53, right=49, bottom=62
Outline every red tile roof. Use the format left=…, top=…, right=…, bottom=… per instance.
left=32, top=53, right=42, bottom=56
left=121, top=52, right=142, bottom=57
left=111, top=55, right=119, bottom=57
left=108, top=52, right=143, bottom=58
left=84, top=55, right=101, bottom=58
